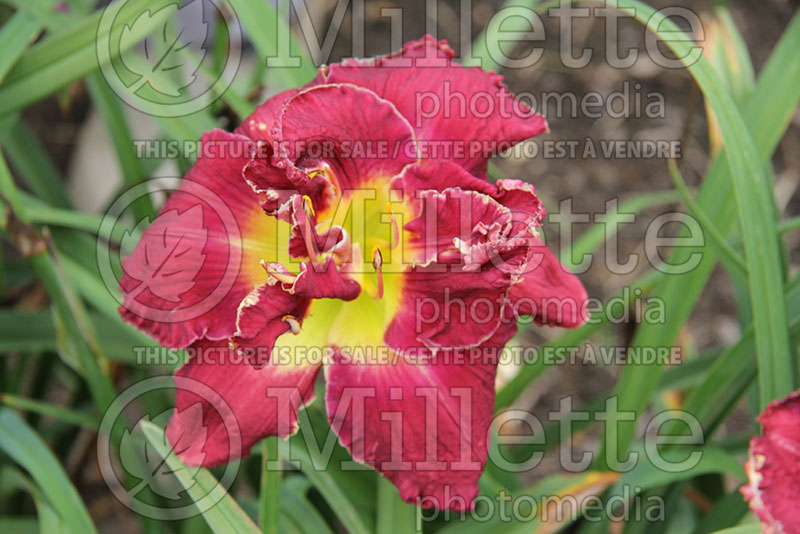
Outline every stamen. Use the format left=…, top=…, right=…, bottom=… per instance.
left=261, top=259, right=297, bottom=285
left=299, top=196, right=319, bottom=262
left=372, top=246, right=384, bottom=300
left=302, top=195, right=315, bottom=218
left=282, top=315, right=301, bottom=334
left=386, top=202, right=400, bottom=249
left=331, top=227, right=353, bottom=263
left=350, top=242, right=364, bottom=273
left=306, top=163, right=341, bottom=193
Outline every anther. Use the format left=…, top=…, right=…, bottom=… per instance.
left=302, top=195, right=315, bottom=218
left=282, top=315, right=301, bottom=334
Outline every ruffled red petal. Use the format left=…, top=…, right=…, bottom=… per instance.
left=510, top=238, right=589, bottom=328
left=396, top=160, right=497, bottom=198
left=231, top=254, right=362, bottom=365
left=271, top=83, right=418, bottom=192
left=119, top=130, right=265, bottom=348
left=742, top=390, right=800, bottom=533
left=237, top=85, right=334, bottom=218
left=166, top=339, right=320, bottom=467
left=287, top=194, right=346, bottom=259
left=397, top=162, right=545, bottom=241
left=399, top=164, right=584, bottom=328
left=321, top=35, right=547, bottom=176
left=386, top=188, right=529, bottom=352
left=242, top=148, right=320, bottom=220
left=230, top=282, right=311, bottom=366
left=235, top=88, right=303, bottom=142
left=290, top=259, right=362, bottom=300
left=324, top=347, right=495, bottom=510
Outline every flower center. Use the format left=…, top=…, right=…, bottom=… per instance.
left=266, top=172, right=419, bottom=352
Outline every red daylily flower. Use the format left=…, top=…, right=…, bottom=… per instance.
left=119, top=35, right=588, bottom=510
left=741, top=390, right=800, bottom=533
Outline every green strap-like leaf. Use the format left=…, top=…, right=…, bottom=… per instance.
left=0, top=11, right=42, bottom=83
left=376, top=475, right=418, bottom=534
left=279, top=434, right=372, bottom=534
left=1, top=118, right=71, bottom=209
left=707, top=526, right=762, bottom=534
left=226, top=0, right=317, bottom=88
left=0, top=393, right=99, bottom=430
left=0, top=0, right=177, bottom=116
left=601, top=5, right=800, bottom=467
left=140, top=421, right=262, bottom=534
left=465, top=0, right=542, bottom=72
left=667, top=159, right=748, bottom=283
left=0, top=409, right=96, bottom=533
left=85, top=72, right=155, bottom=222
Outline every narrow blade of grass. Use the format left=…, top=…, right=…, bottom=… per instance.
left=707, top=526, right=762, bottom=534
left=0, top=394, right=98, bottom=430
left=259, top=436, right=281, bottom=534
left=600, top=5, right=800, bottom=467
left=0, top=11, right=42, bottom=84
left=0, top=154, right=116, bottom=409
left=19, top=192, right=105, bottom=233
left=0, top=309, right=157, bottom=363
left=279, top=478, right=334, bottom=534
left=85, top=72, right=155, bottom=221
left=465, top=0, right=542, bottom=71
left=711, top=6, right=756, bottom=109
left=0, top=118, right=71, bottom=208
left=180, top=46, right=255, bottom=121
left=278, top=435, right=371, bottom=534
left=642, top=0, right=793, bottom=415
left=0, top=409, right=96, bottom=533
left=0, top=0, right=177, bottom=116
left=376, top=476, right=418, bottom=534
left=667, top=159, right=748, bottom=283
left=565, top=190, right=681, bottom=268
left=496, top=269, right=663, bottom=410
left=673, top=275, right=800, bottom=439
left=226, top=0, right=317, bottom=88
left=1, top=0, right=82, bottom=29
left=140, top=421, right=261, bottom=534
